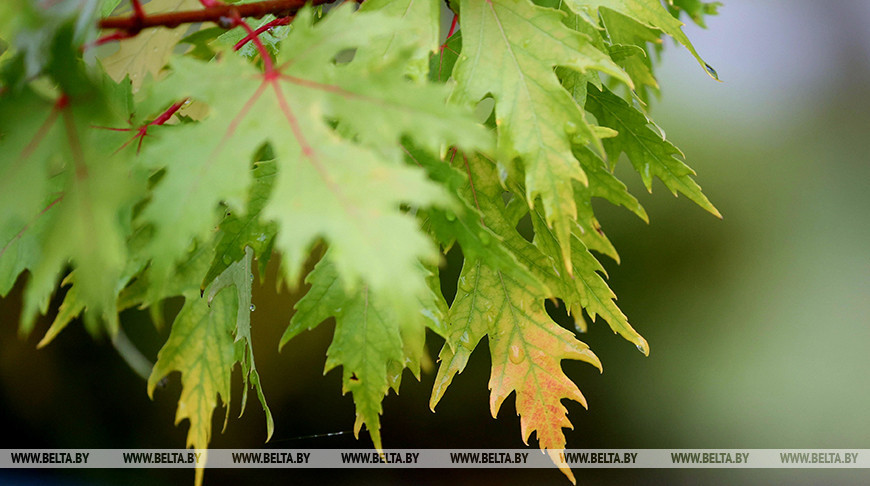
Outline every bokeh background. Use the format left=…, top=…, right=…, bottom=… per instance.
left=2, top=1, right=869, bottom=484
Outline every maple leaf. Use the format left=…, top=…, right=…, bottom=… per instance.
left=668, top=0, right=722, bottom=28
left=571, top=145, right=648, bottom=261
left=138, top=5, right=490, bottom=319
left=99, top=0, right=202, bottom=91
left=148, top=288, right=237, bottom=486
left=431, top=154, right=602, bottom=483
left=586, top=84, right=721, bottom=217
left=565, top=0, right=718, bottom=79
left=148, top=243, right=272, bottom=486
left=281, top=252, right=446, bottom=450
left=0, top=29, right=143, bottom=334
left=406, top=145, right=543, bottom=290
left=205, top=246, right=274, bottom=440
left=450, top=0, right=632, bottom=274
left=357, top=0, right=440, bottom=80
left=201, top=159, right=278, bottom=289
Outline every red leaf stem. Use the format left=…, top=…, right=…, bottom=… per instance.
left=234, top=16, right=292, bottom=51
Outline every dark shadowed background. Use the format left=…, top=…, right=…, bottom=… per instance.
left=2, top=1, right=869, bottom=484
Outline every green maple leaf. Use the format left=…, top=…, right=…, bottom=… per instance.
left=529, top=204, right=648, bottom=353
left=205, top=246, right=273, bottom=440
left=668, top=0, right=722, bottom=28
left=565, top=0, right=718, bottom=79
left=281, top=253, right=446, bottom=449
left=357, top=0, right=440, bottom=80
left=450, top=0, right=632, bottom=273
left=586, top=84, right=720, bottom=217
left=0, top=31, right=142, bottom=335
left=571, top=145, right=647, bottom=261
left=138, top=5, right=490, bottom=319
left=201, top=159, right=278, bottom=289
left=597, top=8, right=662, bottom=101
left=406, top=146, right=543, bottom=290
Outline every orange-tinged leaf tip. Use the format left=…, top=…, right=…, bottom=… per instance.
left=547, top=449, right=576, bottom=485
left=572, top=387, right=589, bottom=410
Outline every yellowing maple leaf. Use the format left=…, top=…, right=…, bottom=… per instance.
left=431, top=155, right=602, bottom=483
left=148, top=290, right=237, bottom=486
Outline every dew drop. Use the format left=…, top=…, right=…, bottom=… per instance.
left=250, top=273, right=255, bottom=281
left=445, top=210, right=457, bottom=222
left=509, top=344, right=525, bottom=364
left=249, top=304, right=256, bottom=312
left=704, top=62, right=719, bottom=81
left=478, top=230, right=491, bottom=246
left=222, top=254, right=232, bottom=264
left=635, top=339, right=649, bottom=355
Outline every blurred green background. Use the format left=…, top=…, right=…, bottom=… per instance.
left=2, top=1, right=869, bottom=484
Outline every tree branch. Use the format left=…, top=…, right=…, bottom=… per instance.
left=98, top=0, right=334, bottom=33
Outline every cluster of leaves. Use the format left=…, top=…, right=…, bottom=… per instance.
left=0, top=0, right=719, bottom=483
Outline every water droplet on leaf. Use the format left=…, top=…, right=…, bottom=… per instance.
left=478, top=231, right=491, bottom=246
left=704, top=62, right=719, bottom=80
left=250, top=273, right=254, bottom=281
left=635, top=339, right=649, bottom=355
left=249, top=304, right=256, bottom=312
left=445, top=210, right=457, bottom=222
left=222, top=255, right=232, bottom=264
left=509, top=344, right=525, bottom=364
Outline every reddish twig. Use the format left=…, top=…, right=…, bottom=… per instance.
left=98, top=0, right=333, bottom=32
left=437, top=14, right=460, bottom=81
